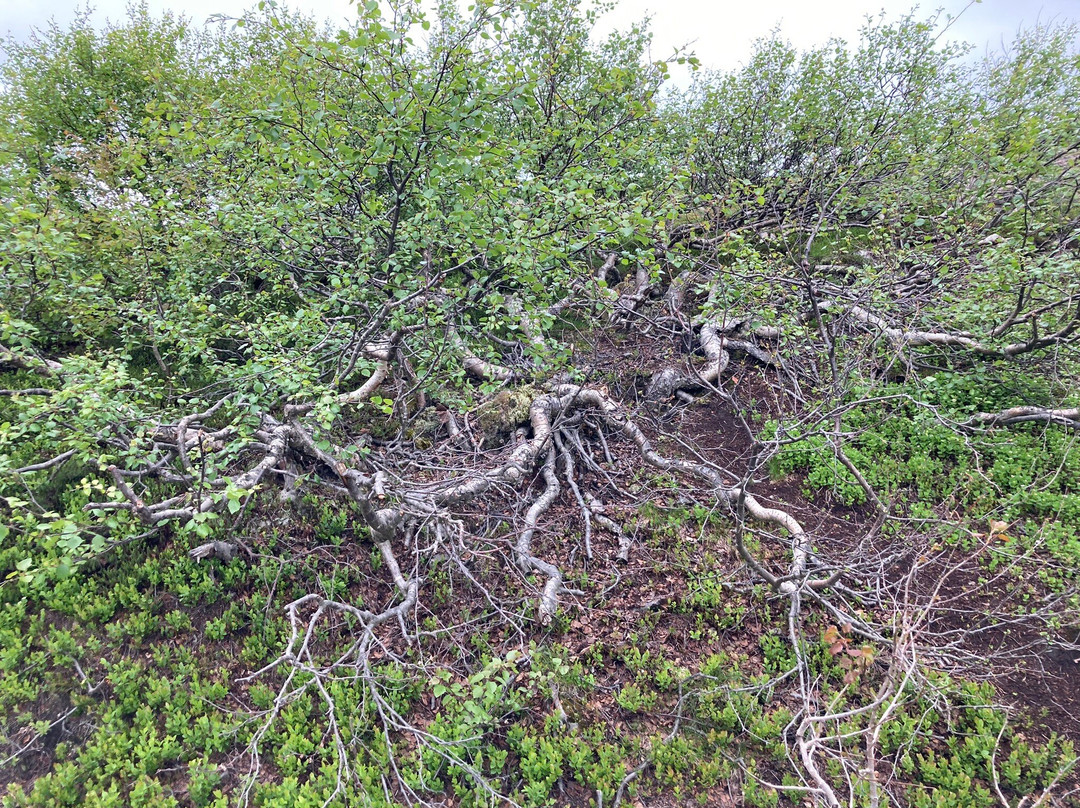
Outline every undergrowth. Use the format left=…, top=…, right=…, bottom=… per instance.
left=1, top=471, right=1077, bottom=807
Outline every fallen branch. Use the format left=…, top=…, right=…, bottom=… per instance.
left=965, top=406, right=1080, bottom=430
left=815, top=299, right=1080, bottom=358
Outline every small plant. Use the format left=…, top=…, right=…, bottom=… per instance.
left=823, top=624, right=875, bottom=684
left=203, top=617, right=227, bottom=640
left=164, top=609, right=193, bottom=635
left=615, top=682, right=658, bottom=712
left=187, top=760, right=223, bottom=807
left=759, top=633, right=795, bottom=675
left=514, top=733, right=564, bottom=805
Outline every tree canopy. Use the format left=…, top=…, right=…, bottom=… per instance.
left=1, top=2, right=1079, bottom=806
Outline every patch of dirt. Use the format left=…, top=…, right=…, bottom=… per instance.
left=912, top=549, right=1080, bottom=742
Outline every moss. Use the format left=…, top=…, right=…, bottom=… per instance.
left=473, top=387, right=538, bottom=447
left=407, top=409, right=443, bottom=449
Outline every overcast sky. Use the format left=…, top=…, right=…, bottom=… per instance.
left=3, top=0, right=1079, bottom=77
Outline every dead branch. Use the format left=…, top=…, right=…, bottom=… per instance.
left=965, top=406, right=1080, bottom=430
left=815, top=299, right=1080, bottom=358
left=10, top=449, right=77, bottom=475
left=0, top=343, right=63, bottom=376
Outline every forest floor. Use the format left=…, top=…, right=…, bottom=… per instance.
left=3, top=322, right=1079, bottom=808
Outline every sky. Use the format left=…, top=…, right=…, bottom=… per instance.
left=3, top=0, right=1079, bottom=78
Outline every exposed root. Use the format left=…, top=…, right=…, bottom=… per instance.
left=76, top=373, right=908, bottom=804
left=515, top=448, right=564, bottom=624
left=555, top=430, right=593, bottom=561
left=237, top=538, right=419, bottom=807
left=550, top=385, right=831, bottom=592
left=646, top=318, right=781, bottom=400
left=585, top=491, right=629, bottom=561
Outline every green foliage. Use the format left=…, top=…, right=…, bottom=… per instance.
left=0, top=0, right=684, bottom=581
left=2, top=2, right=1080, bottom=806
left=769, top=381, right=1080, bottom=560
left=674, top=12, right=967, bottom=236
